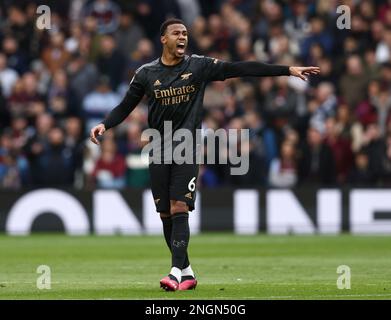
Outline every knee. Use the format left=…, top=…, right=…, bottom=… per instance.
left=170, top=201, right=189, bottom=215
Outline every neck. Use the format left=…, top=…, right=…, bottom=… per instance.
left=161, top=49, right=183, bottom=66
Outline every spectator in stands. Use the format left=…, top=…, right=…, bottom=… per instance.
left=309, top=82, right=337, bottom=133
left=0, top=52, right=19, bottom=98
left=6, top=116, right=32, bottom=151
left=24, top=113, right=54, bottom=185
left=64, top=116, right=85, bottom=187
left=96, top=35, right=126, bottom=90
left=41, top=32, right=71, bottom=74
left=67, top=53, right=99, bottom=110
left=370, top=85, right=391, bottom=137
left=339, top=55, right=370, bottom=109
left=298, top=126, right=336, bottom=186
left=83, top=0, right=121, bottom=34
left=0, top=132, right=30, bottom=188
left=2, top=35, right=28, bottom=74
left=128, top=38, right=155, bottom=72
left=65, top=22, right=83, bottom=55
left=347, top=149, right=375, bottom=186
left=382, top=134, right=391, bottom=186
left=3, top=6, right=35, bottom=55
left=120, top=122, right=150, bottom=188
left=92, top=138, right=126, bottom=189
left=300, top=16, right=333, bottom=63
left=324, top=117, right=353, bottom=184
left=263, top=76, right=299, bottom=132
left=268, top=140, right=298, bottom=188
left=114, top=11, right=145, bottom=60
left=82, top=76, right=120, bottom=134
left=38, top=126, right=75, bottom=186
left=7, top=72, right=45, bottom=120
left=47, top=69, right=74, bottom=119
left=244, top=110, right=277, bottom=170
left=375, top=26, right=391, bottom=64
left=362, top=123, right=386, bottom=184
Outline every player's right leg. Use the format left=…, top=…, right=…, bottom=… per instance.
left=168, top=163, right=199, bottom=290
left=149, top=163, right=179, bottom=290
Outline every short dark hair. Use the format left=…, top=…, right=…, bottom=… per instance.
left=160, top=18, right=186, bottom=36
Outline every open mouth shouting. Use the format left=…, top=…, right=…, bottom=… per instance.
left=176, top=42, right=186, bottom=55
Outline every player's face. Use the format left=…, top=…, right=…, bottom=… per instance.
left=162, top=24, right=188, bottom=58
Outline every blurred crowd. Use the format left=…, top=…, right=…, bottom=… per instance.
left=1, top=0, right=391, bottom=190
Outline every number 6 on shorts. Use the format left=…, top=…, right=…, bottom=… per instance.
left=188, top=177, right=196, bottom=192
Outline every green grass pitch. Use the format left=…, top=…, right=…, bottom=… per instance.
left=1, top=234, right=391, bottom=300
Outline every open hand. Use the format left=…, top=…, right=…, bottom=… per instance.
left=289, top=66, right=320, bottom=81
left=90, top=123, right=106, bottom=145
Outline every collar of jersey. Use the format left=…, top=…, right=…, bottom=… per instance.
left=159, top=55, right=188, bottom=68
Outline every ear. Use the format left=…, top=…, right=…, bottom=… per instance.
left=160, top=35, right=166, bottom=45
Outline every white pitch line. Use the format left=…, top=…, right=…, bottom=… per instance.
left=246, top=293, right=391, bottom=299
left=107, top=293, right=391, bottom=300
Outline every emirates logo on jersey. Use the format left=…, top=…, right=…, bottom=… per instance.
left=154, top=85, right=196, bottom=106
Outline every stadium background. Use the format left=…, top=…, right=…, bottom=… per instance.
left=0, top=0, right=391, bottom=229
left=1, top=0, right=391, bottom=301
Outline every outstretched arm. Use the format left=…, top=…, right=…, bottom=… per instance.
left=223, top=61, right=290, bottom=78
left=203, top=57, right=320, bottom=82
left=222, top=61, right=320, bottom=80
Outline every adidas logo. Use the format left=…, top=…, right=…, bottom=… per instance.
left=154, top=79, right=161, bottom=86
left=185, top=192, right=192, bottom=199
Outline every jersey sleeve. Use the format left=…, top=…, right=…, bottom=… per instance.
left=200, top=56, right=290, bottom=82
left=201, top=56, right=227, bottom=82
left=101, top=68, right=146, bottom=130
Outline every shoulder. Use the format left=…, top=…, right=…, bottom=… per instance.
left=130, top=59, right=160, bottom=85
left=135, top=59, right=160, bottom=75
left=191, top=54, right=220, bottom=61
left=189, top=54, right=208, bottom=64
left=190, top=54, right=223, bottom=66
left=189, top=54, right=221, bottom=68
left=190, top=54, right=205, bottom=60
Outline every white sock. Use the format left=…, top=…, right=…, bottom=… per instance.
left=181, top=265, right=195, bottom=278
left=170, top=267, right=181, bottom=283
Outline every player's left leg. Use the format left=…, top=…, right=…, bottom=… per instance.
left=167, top=163, right=199, bottom=290
left=160, top=212, right=190, bottom=270
left=160, top=200, right=192, bottom=291
left=160, top=207, right=194, bottom=291
left=170, top=200, right=197, bottom=291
